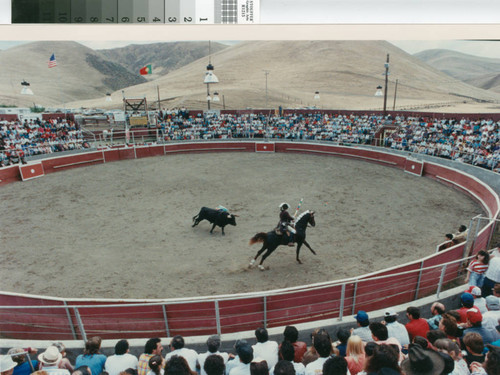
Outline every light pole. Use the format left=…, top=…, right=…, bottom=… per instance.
left=263, top=70, right=270, bottom=108
left=383, top=54, right=389, bottom=116
left=204, top=41, right=219, bottom=110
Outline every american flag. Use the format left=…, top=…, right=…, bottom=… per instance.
left=48, top=53, right=57, bottom=68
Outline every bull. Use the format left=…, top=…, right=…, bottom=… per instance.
left=192, top=207, right=237, bottom=235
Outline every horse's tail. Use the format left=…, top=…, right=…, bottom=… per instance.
left=249, top=232, right=267, bottom=245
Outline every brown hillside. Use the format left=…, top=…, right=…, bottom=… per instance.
left=68, top=40, right=500, bottom=112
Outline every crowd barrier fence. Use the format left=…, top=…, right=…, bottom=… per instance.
left=0, top=141, right=498, bottom=341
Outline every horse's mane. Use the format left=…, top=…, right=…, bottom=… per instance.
left=295, top=210, right=310, bottom=222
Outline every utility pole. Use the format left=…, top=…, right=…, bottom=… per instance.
left=263, top=70, right=270, bottom=108
left=393, top=79, right=398, bottom=111
left=383, top=54, right=389, bottom=116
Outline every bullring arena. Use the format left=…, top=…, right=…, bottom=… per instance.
left=0, top=138, right=499, bottom=341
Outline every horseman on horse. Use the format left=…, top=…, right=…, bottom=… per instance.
left=277, top=202, right=295, bottom=246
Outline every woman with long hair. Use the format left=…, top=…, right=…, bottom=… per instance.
left=75, top=337, right=107, bottom=375
left=345, top=336, right=366, bottom=375
left=147, top=355, right=164, bottom=375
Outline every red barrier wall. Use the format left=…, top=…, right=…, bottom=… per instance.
left=0, top=141, right=498, bottom=340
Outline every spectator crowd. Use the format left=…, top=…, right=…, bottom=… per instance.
left=0, top=117, right=89, bottom=167
left=1, top=268, right=499, bottom=375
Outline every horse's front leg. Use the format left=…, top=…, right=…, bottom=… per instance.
left=296, top=242, right=303, bottom=264
left=303, top=240, right=317, bottom=255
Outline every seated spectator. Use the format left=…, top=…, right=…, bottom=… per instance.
left=462, top=332, right=486, bottom=366
left=305, top=331, right=333, bottom=375
left=482, top=296, right=500, bottom=333
left=426, top=330, right=447, bottom=349
left=467, top=286, right=488, bottom=313
left=165, top=336, right=198, bottom=373
left=75, top=337, right=107, bottom=375
left=105, top=340, right=138, bottom=375
left=249, top=361, right=268, bottom=375
left=147, top=356, right=164, bottom=375
left=8, top=348, right=39, bottom=375
left=345, top=336, right=365, bottom=375
left=465, top=250, right=490, bottom=288
left=454, top=225, right=468, bottom=244
left=1, top=355, right=18, bottom=375
left=369, top=323, right=402, bottom=354
left=198, top=336, right=229, bottom=375
left=351, top=311, right=372, bottom=343
left=433, top=338, right=470, bottom=375
left=274, top=341, right=304, bottom=375
left=427, top=303, right=446, bottom=331
left=384, top=309, right=410, bottom=348
left=225, top=340, right=248, bottom=375
left=164, top=356, right=195, bottom=375
left=405, top=306, right=430, bottom=342
left=228, top=343, right=253, bottom=375
left=322, top=356, right=348, bottom=375
left=282, top=326, right=307, bottom=363
left=252, top=328, right=279, bottom=369
left=37, top=347, right=70, bottom=375
left=52, top=343, right=73, bottom=373
left=72, top=366, right=91, bottom=375
left=458, top=294, right=476, bottom=324
left=138, top=338, right=163, bottom=375
left=400, top=344, right=445, bottom=375
left=462, top=307, right=500, bottom=344
left=203, top=355, right=225, bottom=375
left=334, top=328, right=350, bottom=357
left=301, top=329, right=326, bottom=367
left=273, top=361, right=295, bottom=375
left=364, top=344, right=401, bottom=375
left=469, top=345, right=500, bottom=375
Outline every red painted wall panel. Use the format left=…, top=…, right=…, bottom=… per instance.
left=0, top=165, right=21, bottom=185
left=42, top=152, right=104, bottom=174
left=19, top=163, right=44, bottom=181
left=135, top=145, right=165, bottom=158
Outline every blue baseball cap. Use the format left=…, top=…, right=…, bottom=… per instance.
left=355, top=310, right=369, bottom=323
left=461, top=293, right=474, bottom=306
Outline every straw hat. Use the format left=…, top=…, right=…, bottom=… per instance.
left=37, top=346, right=62, bottom=366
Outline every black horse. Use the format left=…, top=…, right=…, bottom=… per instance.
left=249, top=210, right=316, bottom=269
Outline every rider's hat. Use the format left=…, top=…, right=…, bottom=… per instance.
left=279, top=202, right=289, bottom=210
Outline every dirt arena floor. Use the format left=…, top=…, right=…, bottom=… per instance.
left=0, top=152, right=484, bottom=299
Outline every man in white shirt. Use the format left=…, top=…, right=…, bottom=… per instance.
left=165, top=335, right=199, bottom=372
left=229, top=344, right=253, bottom=375
left=105, top=340, right=138, bottom=375
left=198, top=336, right=229, bottom=375
left=252, top=328, right=279, bottom=369
left=305, top=333, right=332, bottom=375
left=482, top=247, right=500, bottom=297
left=383, top=309, right=410, bottom=348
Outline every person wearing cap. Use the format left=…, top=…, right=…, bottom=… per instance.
left=165, top=336, right=198, bottom=373
left=405, top=307, right=430, bottom=342
left=37, top=346, right=70, bottom=375
left=1, top=355, right=17, bottom=375
left=482, top=295, right=500, bottom=334
left=105, top=340, right=138, bottom=375
left=197, top=336, right=229, bottom=375
left=277, top=203, right=295, bottom=246
left=351, top=311, right=372, bottom=343
left=7, top=348, right=39, bottom=375
left=383, top=309, right=410, bottom=348
left=458, top=293, right=476, bottom=323
left=463, top=307, right=500, bottom=345
left=400, top=344, right=445, bottom=375
left=427, top=302, right=446, bottom=331
left=468, top=286, right=488, bottom=314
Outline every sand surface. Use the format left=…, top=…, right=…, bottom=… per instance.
left=0, top=152, right=483, bottom=299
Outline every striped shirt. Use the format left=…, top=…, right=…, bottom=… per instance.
left=467, top=259, right=488, bottom=274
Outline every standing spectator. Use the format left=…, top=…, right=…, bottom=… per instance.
left=7, top=348, right=39, bottom=375
left=454, top=225, right=468, bottom=243
left=198, top=336, right=228, bottom=375
left=482, top=247, right=500, bottom=298
left=282, top=326, right=307, bottom=363
left=405, top=307, right=430, bottom=341
left=384, top=309, right=410, bottom=348
left=482, top=296, right=500, bottom=333
left=37, top=346, right=70, bottom=375
left=468, top=287, right=488, bottom=313
left=165, top=336, right=198, bottom=373
left=351, top=311, right=372, bottom=342
left=305, top=332, right=333, bottom=375
left=344, top=336, right=365, bottom=375
left=138, top=338, right=163, bottom=375
left=427, top=303, right=446, bottom=331
left=465, top=251, right=490, bottom=287
left=75, top=337, right=106, bottom=375
left=1, top=355, right=18, bottom=375
left=252, top=328, right=279, bottom=369
left=105, top=340, right=139, bottom=375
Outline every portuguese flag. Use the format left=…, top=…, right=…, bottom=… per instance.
left=140, top=64, right=152, bottom=75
